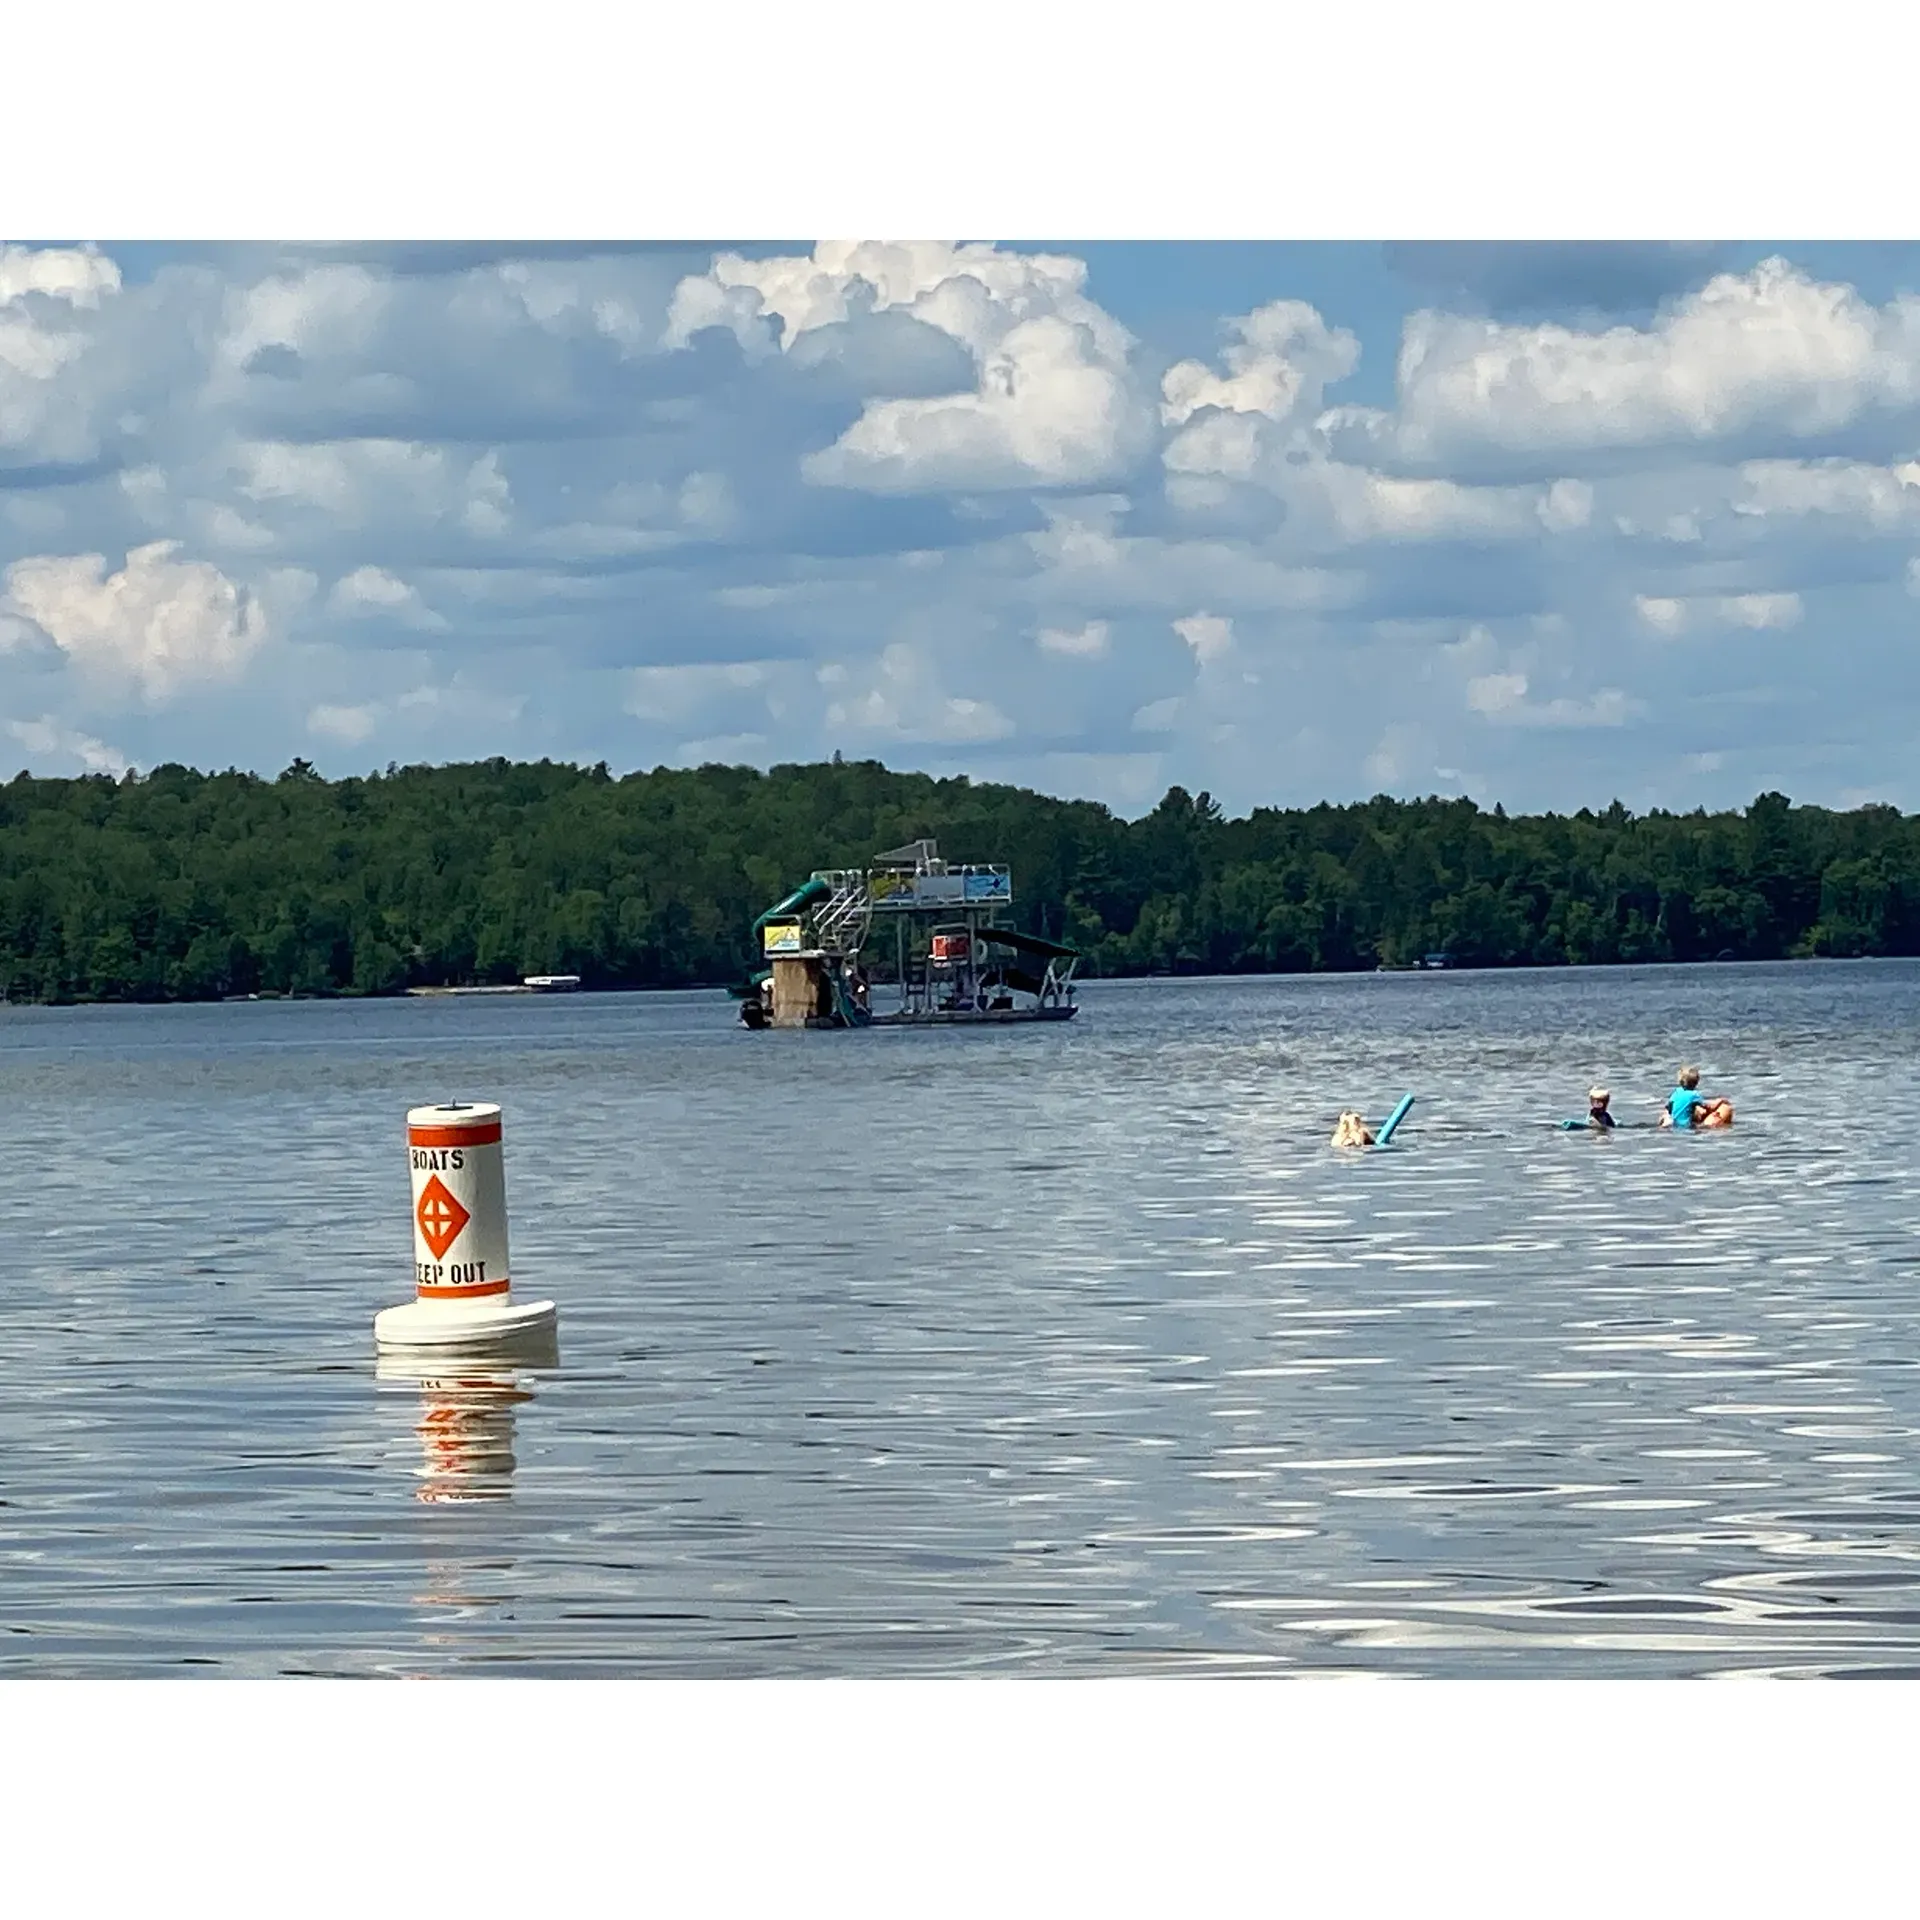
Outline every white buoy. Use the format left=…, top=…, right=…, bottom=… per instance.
left=373, top=1101, right=558, bottom=1350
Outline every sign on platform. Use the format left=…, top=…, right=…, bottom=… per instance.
left=868, top=868, right=1012, bottom=910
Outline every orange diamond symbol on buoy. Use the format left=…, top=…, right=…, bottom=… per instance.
left=416, top=1175, right=471, bottom=1260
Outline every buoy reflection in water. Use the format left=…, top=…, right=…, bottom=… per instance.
left=376, top=1335, right=556, bottom=1503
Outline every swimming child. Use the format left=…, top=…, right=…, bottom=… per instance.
left=1331, top=1110, right=1375, bottom=1148
left=1586, top=1086, right=1616, bottom=1130
left=1661, top=1064, right=1733, bottom=1129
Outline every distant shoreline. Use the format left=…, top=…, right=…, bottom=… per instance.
left=0, top=950, right=1902, bottom=1013
left=1, top=761, right=1909, bottom=1004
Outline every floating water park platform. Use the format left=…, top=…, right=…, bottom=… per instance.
left=735, top=839, right=1078, bottom=1030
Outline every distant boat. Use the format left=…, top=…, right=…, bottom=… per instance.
left=1415, top=952, right=1455, bottom=970
left=523, top=974, right=581, bottom=992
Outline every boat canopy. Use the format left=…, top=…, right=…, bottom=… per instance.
left=872, top=838, right=940, bottom=869
left=978, top=927, right=1079, bottom=961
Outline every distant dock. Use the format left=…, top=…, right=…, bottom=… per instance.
left=406, top=974, right=582, bottom=998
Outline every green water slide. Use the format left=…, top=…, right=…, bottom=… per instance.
left=750, top=874, right=833, bottom=942
left=733, top=876, right=835, bottom=1003
left=740, top=877, right=871, bottom=1026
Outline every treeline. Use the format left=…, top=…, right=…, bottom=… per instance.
left=0, top=756, right=1916, bottom=1003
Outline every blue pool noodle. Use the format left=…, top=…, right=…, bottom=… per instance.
left=1375, top=1094, right=1416, bottom=1146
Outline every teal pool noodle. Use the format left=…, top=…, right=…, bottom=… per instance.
left=1376, top=1094, right=1416, bottom=1145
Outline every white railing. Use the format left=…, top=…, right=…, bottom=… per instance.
left=810, top=875, right=872, bottom=955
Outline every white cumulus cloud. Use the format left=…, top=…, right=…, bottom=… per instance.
left=822, top=640, right=1014, bottom=744
left=1734, top=457, right=1920, bottom=529
left=1161, top=300, right=1359, bottom=429
left=5, top=715, right=130, bottom=775
left=671, top=241, right=1150, bottom=493
left=1466, top=671, right=1637, bottom=727
left=1037, top=620, right=1110, bottom=658
left=217, top=263, right=389, bottom=374
left=1722, top=592, right=1804, bottom=630
left=1634, top=595, right=1690, bottom=636
left=3, top=541, right=267, bottom=701
left=1366, top=258, right=1920, bottom=470
left=1173, top=612, right=1235, bottom=665
left=626, top=660, right=771, bottom=726
left=1158, top=298, right=1594, bottom=546
left=1364, top=721, right=1431, bottom=788
left=0, top=243, right=121, bottom=310
left=233, top=438, right=510, bottom=535
left=307, top=702, right=380, bottom=745
left=327, top=565, right=448, bottom=630
left=1466, top=671, right=1531, bottom=715
left=1634, top=591, right=1803, bottom=635
left=0, top=243, right=122, bottom=467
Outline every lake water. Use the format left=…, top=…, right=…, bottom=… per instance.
left=5, top=962, right=1920, bottom=1678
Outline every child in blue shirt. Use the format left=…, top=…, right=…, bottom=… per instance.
left=1663, top=1064, right=1732, bottom=1129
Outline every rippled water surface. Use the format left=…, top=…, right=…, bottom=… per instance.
left=7, top=964, right=1920, bottom=1677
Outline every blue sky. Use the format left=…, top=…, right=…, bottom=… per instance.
left=6, top=237, right=1920, bottom=817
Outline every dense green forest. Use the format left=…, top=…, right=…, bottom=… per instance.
left=1, top=755, right=1917, bottom=1003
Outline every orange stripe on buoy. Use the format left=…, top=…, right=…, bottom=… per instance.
left=409, top=1122, right=503, bottom=1148
left=416, top=1278, right=511, bottom=1300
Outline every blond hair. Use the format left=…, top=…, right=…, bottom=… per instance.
left=1678, top=1065, right=1700, bottom=1089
